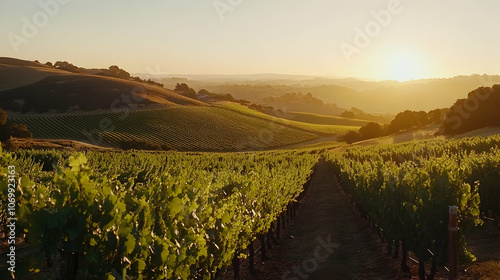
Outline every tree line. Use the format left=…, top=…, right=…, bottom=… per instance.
left=40, top=61, right=164, bottom=88
left=339, top=109, right=445, bottom=144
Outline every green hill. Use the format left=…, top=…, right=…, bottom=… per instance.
left=216, top=102, right=361, bottom=136
left=9, top=107, right=318, bottom=151
left=273, top=111, right=370, bottom=126
left=1, top=58, right=363, bottom=151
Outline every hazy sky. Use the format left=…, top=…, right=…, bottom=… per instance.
left=1, top=0, right=499, bottom=81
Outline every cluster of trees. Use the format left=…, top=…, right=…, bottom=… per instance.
left=198, top=89, right=238, bottom=102
left=42, top=61, right=164, bottom=88
left=52, top=61, right=83, bottom=73
left=107, top=65, right=130, bottom=79
left=340, top=107, right=390, bottom=123
left=440, top=85, right=500, bottom=135
left=248, top=103, right=274, bottom=112
left=132, top=77, right=164, bottom=88
left=105, top=66, right=164, bottom=87
left=174, top=83, right=240, bottom=102
left=174, top=83, right=197, bottom=99
left=262, top=92, right=324, bottom=105
left=0, top=108, right=32, bottom=141
left=339, top=109, right=445, bottom=144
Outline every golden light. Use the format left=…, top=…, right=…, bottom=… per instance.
left=387, top=50, right=421, bottom=82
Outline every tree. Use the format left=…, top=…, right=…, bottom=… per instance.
left=174, top=83, right=197, bottom=99
left=340, top=111, right=356, bottom=119
left=389, top=110, right=423, bottom=133
left=0, top=108, right=33, bottom=141
left=338, top=131, right=361, bottom=144
left=8, top=124, right=32, bottom=139
left=0, top=108, right=6, bottom=126
left=359, top=122, right=383, bottom=140
left=109, top=65, right=130, bottom=79
left=198, top=89, right=210, bottom=96
left=440, top=85, right=500, bottom=135
left=415, top=111, right=429, bottom=126
left=428, top=109, right=443, bottom=124
left=54, top=61, right=81, bottom=73
left=174, top=83, right=191, bottom=92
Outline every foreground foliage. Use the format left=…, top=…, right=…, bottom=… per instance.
left=326, top=135, right=500, bottom=279
left=0, top=149, right=318, bottom=279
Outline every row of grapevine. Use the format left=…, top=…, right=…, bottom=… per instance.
left=340, top=135, right=500, bottom=163
left=9, top=106, right=317, bottom=151
left=325, top=135, right=500, bottom=280
left=216, top=102, right=362, bottom=136
left=0, top=148, right=319, bottom=279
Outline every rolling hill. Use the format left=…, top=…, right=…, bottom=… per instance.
left=158, top=75, right=500, bottom=114
left=265, top=110, right=370, bottom=126
left=0, top=58, right=366, bottom=151
left=0, top=57, right=204, bottom=114
left=216, top=102, right=361, bottom=136
left=8, top=106, right=318, bottom=151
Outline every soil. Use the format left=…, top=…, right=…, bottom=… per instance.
left=219, top=159, right=403, bottom=280
left=219, top=158, right=500, bottom=280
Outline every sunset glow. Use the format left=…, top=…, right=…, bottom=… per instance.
left=1, top=1, right=498, bottom=79
left=387, top=50, right=422, bottom=81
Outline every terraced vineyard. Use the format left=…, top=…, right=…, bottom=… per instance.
left=216, top=102, right=362, bottom=135
left=9, top=107, right=318, bottom=151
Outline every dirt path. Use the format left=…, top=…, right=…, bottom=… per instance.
left=221, top=159, right=401, bottom=280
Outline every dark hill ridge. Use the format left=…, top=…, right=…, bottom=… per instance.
left=0, top=57, right=204, bottom=113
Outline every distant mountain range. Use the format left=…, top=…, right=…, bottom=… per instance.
left=2, top=57, right=499, bottom=116
left=143, top=73, right=500, bottom=114
left=2, top=57, right=499, bottom=150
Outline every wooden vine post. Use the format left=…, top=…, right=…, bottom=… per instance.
left=448, top=206, right=458, bottom=280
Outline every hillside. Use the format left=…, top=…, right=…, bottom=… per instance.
left=264, top=110, right=370, bottom=127
left=216, top=102, right=361, bottom=136
left=8, top=107, right=318, bottom=151
left=294, top=76, right=500, bottom=113
left=157, top=75, right=500, bottom=114
left=0, top=58, right=368, bottom=151
left=0, top=57, right=204, bottom=113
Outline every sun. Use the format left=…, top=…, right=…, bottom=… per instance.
left=387, top=51, right=421, bottom=82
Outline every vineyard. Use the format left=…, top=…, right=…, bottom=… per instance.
left=1, top=134, right=499, bottom=279
left=271, top=111, right=371, bottom=126
left=326, top=135, right=500, bottom=279
left=216, top=102, right=362, bottom=136
left=0, top=148, right=318, bottom=279
left=9, top=106, right=318, bottom=151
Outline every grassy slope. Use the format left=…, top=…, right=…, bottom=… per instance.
left=10, top=107, right=318, bottom=151
left=216, top=102, right=361, bottom=136
left=0, top=57, right=204, bottom=112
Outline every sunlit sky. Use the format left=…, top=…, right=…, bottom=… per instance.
left=1, top=0, right=499, bottom=81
